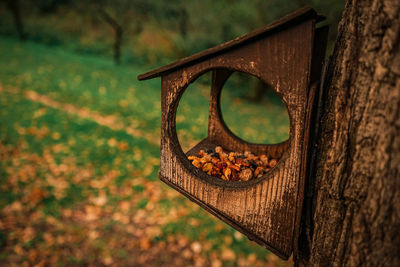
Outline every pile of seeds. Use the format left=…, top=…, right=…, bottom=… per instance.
left=188, top=146, right=278, bottom=182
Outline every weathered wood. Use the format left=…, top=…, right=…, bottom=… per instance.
left=296, top=0, right=400, bottom=265
left=294, top=25, right=329, bottom=258
left=207, top=69, right=289, bottom=159
left=139, top=8, right=328, bottom=259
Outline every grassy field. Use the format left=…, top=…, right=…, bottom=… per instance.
left=0, top=36, right=290, bottom=266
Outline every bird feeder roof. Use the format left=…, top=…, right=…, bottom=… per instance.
left=137, top=6, right=325, bottom=81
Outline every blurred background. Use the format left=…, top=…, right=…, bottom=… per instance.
left=0, top=0, right=345, bottom=266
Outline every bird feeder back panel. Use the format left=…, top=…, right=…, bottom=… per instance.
left=138, top=7, right=328, bottom=260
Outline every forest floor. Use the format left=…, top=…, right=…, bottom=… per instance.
left=0, top=36, right=291, bottom=266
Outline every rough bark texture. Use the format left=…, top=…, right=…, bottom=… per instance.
left=296, top=0, right=400, bottom=266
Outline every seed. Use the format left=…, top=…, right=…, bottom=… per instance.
left=192, top=159, right=202, bottom=169
left=239, top=168, right=253, bottom=181
left=198, top=150, right=205, bottom=157
left=248, top=155, right=258, bottom=161
left=223, top=168, right=231, bottom=178
left=210, top=167, right=221, bottom=176
left=204, top=154, right=212, bottom=162
left=216, top=162, right=226, bottom=170
left=231, top=170, right=239, bottom=181
left=236, top=158, right=249, bottom=167
left=219, top=152, right=228, bottom=161
left=187, top=146, right=279, bottom=182
left=188, top=155, right=198, bottom=161
left=228, top=164, right=240, bottom=172
left=202, top=163, right=213, bottom=172
left=260, top=154, right=269, bottom=166
left=269, top=158, right=278, bottom=168
left=215, top=146, right=223, bottom=153
left=211, top=158, right=219, bottom=164
left=243, top=162, right=250, bottom=167
left=254, top=166, right=264, bottom=177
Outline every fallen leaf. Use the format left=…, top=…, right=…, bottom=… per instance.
left=28, top=187, right=47, bottom=204
left=108, top=138, right=117, bottom=147
left=221, top=247, right=236, bottom=261
left=191, top=242, right=202, bottom=254
left=118, top=141, right=129, bottom=151
left=139, top=238, right=151, bottom=250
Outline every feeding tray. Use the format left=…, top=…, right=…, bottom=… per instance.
left=138, top=7, right=328, bottom=259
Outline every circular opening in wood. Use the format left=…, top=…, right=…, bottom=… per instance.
left=176, top=71, right=211, bottom=153
left=175, top=68, right=291, bottom=185
left=220, top=71, right=290, bottom=145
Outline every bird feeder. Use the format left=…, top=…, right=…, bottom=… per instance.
left=138, top=7, right=328, bottom=260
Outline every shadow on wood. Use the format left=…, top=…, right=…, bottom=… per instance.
left=138, top=7, right=328, bottom=260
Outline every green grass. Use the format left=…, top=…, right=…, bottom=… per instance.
left=0, top=36, right=290, bottom=266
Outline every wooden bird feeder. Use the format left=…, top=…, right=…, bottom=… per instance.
left=138, top=7, right=328, bottom=260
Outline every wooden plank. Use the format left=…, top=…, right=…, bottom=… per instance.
left=157, top=19, right=315, bottom=259
left=293, top=25, right=329, bottom=256
left=158, top=170, right=291, bottom=259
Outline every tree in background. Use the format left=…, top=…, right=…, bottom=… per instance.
left=0, top=0, right=345, bottom=66
left=97, top=8, right=123, bottom=65
left=296, top=0, right=399, bottom=265
left=5, top=0, right=26, bottom=41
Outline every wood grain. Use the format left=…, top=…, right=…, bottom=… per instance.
left=297, top=0, right=400, bottom=265
left=140, top=8, right=328, bottom=260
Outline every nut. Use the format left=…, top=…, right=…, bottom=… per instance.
left=187, top=146, right=279, bottom=182
left=228, top=152, right=235, bottom=162
left=200, top=157, right=208, bottom=164
left=231, top=170, right=239, bottom=181
left=202, top=163, right=213, bottom=172
left=228, top=164, right=240, bottom=172
left=215, top=146, right=223, bottom=153
left=260, top=154, right=269, bottom=166
left=269, top=158, right=278, bottom=168
left=239, top=168, right=253, bottom=181
left=192, top=159, right=202, bottom=169
left=254, top=166, right=264, bottom=177
left=223, top=168, right=232, bottom=178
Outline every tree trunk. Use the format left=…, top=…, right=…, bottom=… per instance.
left=179, top=8, right=188, bottom=39
left=98, top=8, right=123, bottom=65
left=296, top=0, right=400, bottom=266
left=6, top=0, right=26, bottom=41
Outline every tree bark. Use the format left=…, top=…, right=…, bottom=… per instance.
left=296, top=0, right=400, bottom=266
